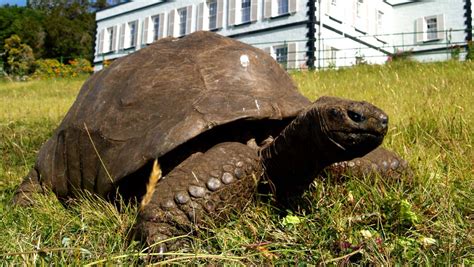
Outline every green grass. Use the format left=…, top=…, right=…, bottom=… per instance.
left=1, top=62, right=473, bottom=265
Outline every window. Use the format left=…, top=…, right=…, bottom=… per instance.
left=356, top=0, right=363, bottom=18
left=275, top=45, right=288, bottom=66
left=376, top=11, right=384, bottom=34
left=277, top=0, right=289, bottom=15
left=152, top=16, right=160, bottom=41
left=107, top=27, right=114, bottom=52
left=128, top=21, right=137, bottom=47
left=178, top=8, right=187, bottom=36
left=241, top=0, right=251, bottom=23
left=208, top=0, right=218, bottom=29
left=426, top=17, right=438, bottom=40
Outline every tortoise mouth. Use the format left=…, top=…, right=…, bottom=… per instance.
left=330, top=130, right=384, bottom=149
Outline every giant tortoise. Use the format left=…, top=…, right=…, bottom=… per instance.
left=14, top=31, right=406, bottom=251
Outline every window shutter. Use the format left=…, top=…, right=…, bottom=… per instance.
left=197, top=3, right=204, bottom=30
left=287, top=43, right=297, bottom=69
left=228, top=0, right=236, bottom=26
left=158, top=14, right=164, bottom=39
left=111, top=26, right=117, bottom=51
left=264, top=0, right=272, bottom=18
left=289, top=0, right=297, bottom=14
left=436, top=14, right=445, bottom=40
left=133, top=22, right=138, bottom=47
left=142, top=17, right=149, bottom=44
left=415, top=17, right=424, bottom=43
left=118, top=24, right=125, bottom=49
left=168, top=10, right=175, bottom=37
left=250, top=0, right=258, bottom=21
left=99, top=29, right=104, bottom=54
left=217, top=0, right=224, bottom=28
left=186, top=5, right=193, bottom=34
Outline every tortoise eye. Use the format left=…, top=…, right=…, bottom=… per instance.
left=348, top=110, right=365, bottom=123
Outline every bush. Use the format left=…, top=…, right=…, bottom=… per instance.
left=3, top=34, right=35, bottom=77
left=33, top=58, right=93, bottom=79
left=386, top=49, right=413, bottom=63
left=466, top=41, right=474, bottom=61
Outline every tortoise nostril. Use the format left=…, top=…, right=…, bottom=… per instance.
left=347, top=110, right=365, bottom=123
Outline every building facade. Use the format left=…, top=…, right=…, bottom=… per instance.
left=94, top=0, right=473, bottom=70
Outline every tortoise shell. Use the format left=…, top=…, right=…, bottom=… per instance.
left=33, top=31, right=310, bottom=198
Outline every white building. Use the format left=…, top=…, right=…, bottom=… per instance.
left=94, top=0, right=473, bottom=70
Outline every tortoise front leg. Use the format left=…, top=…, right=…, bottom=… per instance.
left=134, top=142, right=261, bottom=252
left=322, top=147, right=410, bottom=180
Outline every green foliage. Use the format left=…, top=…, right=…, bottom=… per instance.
left=0, top=6, right=46, bottom=59
left=450, top=45, right=461, bottom=60
left=0, top=61, right=473, bottom=264
left=0, top=3, right=95, bottom=64
left=466, top=41, right=474, bottom=61
left=387, top=49, right=413, bottom=62
left=3, top=34, right=35, bottom=77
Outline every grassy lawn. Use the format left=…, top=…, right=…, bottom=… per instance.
left=0, top=61, right=472, bottom=265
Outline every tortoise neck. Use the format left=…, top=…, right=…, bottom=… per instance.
left=260, top=110, right=334, bottom=200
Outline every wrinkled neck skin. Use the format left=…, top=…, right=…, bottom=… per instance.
left=260, top=108, right=343, bottom=200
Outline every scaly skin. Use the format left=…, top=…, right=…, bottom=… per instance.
left=134, top=142, right=261, bottom=252
left=322, top=147, right=410, bottom=180
left=261, top=97, right=389, bottom=202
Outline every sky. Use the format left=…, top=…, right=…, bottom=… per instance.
left=0, top=0, right=26, bottom=6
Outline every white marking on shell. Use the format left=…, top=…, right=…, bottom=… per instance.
left=240, top=54, right=250, bottom=68
left=255, top=99, right=260, bottom=110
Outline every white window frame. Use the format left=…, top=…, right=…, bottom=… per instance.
left=416, top=14, right=445, bottom=43
left=275, top=0, right=289, bottom=16
left=273, top=44, right=288, bottom=67
left=106, top=27, right=115, bottom=53
left=240, top=0, right=251, bottom=23
left=208, top=0, right=218, bottom=29
left=152, top=15, right=162, bottom=41
left=127, top=20, right=138, bottom=48
left=426, top=16, right=438, bottom=40
left=376, top=10, right=384, bottom=35
left=356, top=0, right=363, bottom=18
left=264, top=0, right=297, bottom=19
left=178, top=8, right=187, bottom=37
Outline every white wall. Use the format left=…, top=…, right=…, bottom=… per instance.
left=390, top=0, right=467, bottom=61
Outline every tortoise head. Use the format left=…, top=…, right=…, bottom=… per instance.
left=310, top=96, right=388, bottom=160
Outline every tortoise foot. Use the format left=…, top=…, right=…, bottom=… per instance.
left=323, top=147, right=410, bottom=180
left=13, top=168, right=45, bottom=206
left=134, top=142, right=262, bottom=250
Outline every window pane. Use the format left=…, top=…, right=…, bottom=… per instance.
left=426, top=17, right=437, bottom=40
left=179, top=8, right=187, bottom=36
left=153, top=16, right=160, bottom=41
left=278, top=0, right=288, bottom=15
left=129, top=22, right=136, bottom=47
left=108, top=27, right=114, bottom=51
left=241, top=0, right=251, bottom=23
left=275, top=46, right=288, bottom=65
left=209, top=0, right=217, bottom=29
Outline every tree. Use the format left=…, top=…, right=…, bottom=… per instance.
left=0, top=6, right=46, bottom=58
left=3, top=34, right=35, bottom=76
